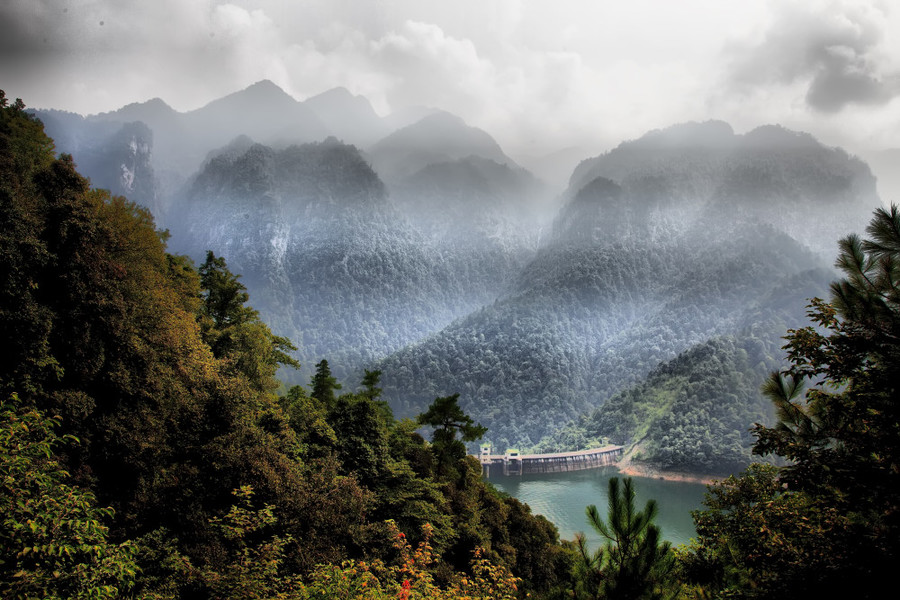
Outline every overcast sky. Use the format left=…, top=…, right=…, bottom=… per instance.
left=2, top=0, right=900, bottom=157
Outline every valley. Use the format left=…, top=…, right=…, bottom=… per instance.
left=33, top=80, right=882, bottom=476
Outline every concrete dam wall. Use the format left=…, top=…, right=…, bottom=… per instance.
left=477, top=445, right=623, bottom=477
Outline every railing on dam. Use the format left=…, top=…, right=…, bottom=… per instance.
left=476, top=445, right=623, bottom=477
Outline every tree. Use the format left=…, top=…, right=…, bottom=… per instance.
left=198, top=250, right=298, bottom=389
left=0, top=397, right=138, bottom=599
left=417, top=394, right=486, bottom=470
left=752, top=206, right=900, bottom=575
left=574, top=477, right=677, bottom=600
left=684, top=205, right=900, bottom=599
left=199, top=250, right=256, bottom=328
left=679, top=463, right=848, bottom=599
left=361, top=369, right=383, bottom=400
left=310, top=359, right=341, bottom=405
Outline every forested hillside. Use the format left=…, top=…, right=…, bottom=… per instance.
left=1, top=92, right=574, bottom=599
left=379, top=178, right=833, bottom=456
left=376, top=121, right=876, bottom=467
left=165, top=137, right=539, bottom=381
left=29, top=83, right=880, bottom=474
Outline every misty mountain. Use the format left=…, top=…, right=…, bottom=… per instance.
left=165, top=138, right=531, bottom=381
left=375, top=124, right=869, bottom=457
left=367, top=110, right=517, bottom=184
left=29, top=84, right=884, bottom=473
left=391, top=155, right=553, bottom=239
left=35, top=80, right=331, bottom=221
left=185, top=80, right=328, bottom=152
left=35, top=110, right=160, bottom=215
left=570, top=120, right=878, bottom=258
left=303, top=86, right=389, bottom=148
left=861, top=148, right=900, bottom=208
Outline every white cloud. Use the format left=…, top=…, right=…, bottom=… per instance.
left=3, top=0, right=899, bottom=154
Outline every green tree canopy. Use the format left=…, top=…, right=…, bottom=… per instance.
left=310, top=359, right=341, bottom=405
left=417, top=393, right=487, bottom=471
left=574, top=477, right=676, bottom=600
left=0, top=397, right=138, bottom=599
left=683, top=205, right=900, bottom=599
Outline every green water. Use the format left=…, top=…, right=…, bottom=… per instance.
left=488, top=467, right=708, bottom=548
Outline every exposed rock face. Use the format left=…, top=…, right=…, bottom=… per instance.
left=166, top=139, right=538, bottom=381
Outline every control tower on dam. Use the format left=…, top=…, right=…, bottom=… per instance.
left=477, top=445, right=623, bottom=477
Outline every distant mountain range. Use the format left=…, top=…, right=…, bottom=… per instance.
left=31, top=80, right=883, bottom=473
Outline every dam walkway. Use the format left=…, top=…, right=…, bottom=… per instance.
left=476, top=445, right=623, bottom=477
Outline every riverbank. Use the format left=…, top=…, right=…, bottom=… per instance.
left=616, top=463, right=717, bottom=486
left=614, top=452, right=721, bottom=485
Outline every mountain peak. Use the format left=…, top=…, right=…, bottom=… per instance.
left=306, top=86, right=355, bottom=103
left=194, top=80, right=298, bottom=114
left=245, top=79, right=288, bottom=94
left=629, top=120, right=736, bottom=150
left=741, top=124, right=822, bottom=150
left=302, top=87, right=385, bottom=148
left=369, top=110, right=514, bottom=183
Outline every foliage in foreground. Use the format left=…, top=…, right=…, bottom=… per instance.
left=681, top=205, right=900, bottom=599
left=573, top=477, right=678, bottom=600
left=0, top=397, right=138, bottom=600
left=0, top=91, right=573, bottom=598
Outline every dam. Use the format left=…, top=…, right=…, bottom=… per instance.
left=477, top=445, right=623, bottom=477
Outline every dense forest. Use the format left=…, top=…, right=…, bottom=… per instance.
left=4, top=92, right=898, bottom=598
left=33, top=83, right=882, bottom=476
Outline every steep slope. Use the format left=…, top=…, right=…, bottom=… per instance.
left=367, top=111, right=517, bottom=184
left=378, top=212, right=826, bottom=449
left=303, top=86, right=389, bottom=148
left=35, top=110, right=160, bottom=215
left=376, top=123, right=866, bottom=453
left=166, top=139, right=511, bottom=381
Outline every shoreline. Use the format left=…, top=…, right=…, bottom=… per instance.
left=615, top=463, right=718, bottom=486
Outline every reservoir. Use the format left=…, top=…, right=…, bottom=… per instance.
left=488, top=467, right=709, bottom=548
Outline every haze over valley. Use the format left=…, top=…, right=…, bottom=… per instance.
left=6, top=4, right=900, bottom=598
left=29, top=78, right=882, bottom=474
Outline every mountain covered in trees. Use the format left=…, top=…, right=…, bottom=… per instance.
left=5, top=90, right=898, bottom=599
left=0, top=95, right=573, bottom=599
left=30, top=81, right=881, bottom=473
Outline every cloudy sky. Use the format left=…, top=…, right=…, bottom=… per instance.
left=3, top=0, right=900, bottom=158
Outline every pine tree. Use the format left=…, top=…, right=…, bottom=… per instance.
left=310, top=359, right=341, bottom=405
left=684, top=205, right=900, bottom=599
left=575, top=477, right=677, bottom=600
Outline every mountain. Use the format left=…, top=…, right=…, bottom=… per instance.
left=33, top=81, right=331, bottom=223
left=35, top=110, right=160, bottom=215
left=28, top=90, right=883, bottom=474
left=303, top=86, right=388, bottom=148
left=367, top=111, right=517, bottom=184
left=569, top=121, right=878, bottom=258
left=377, top=209, right=827, bottom=450
left=165, top=138, right=521, bottom=381
left=860, top=147, right=900, bottom=207
left=376, top=122, right=873, bottom=457
left=185, top=80, right=327, bottom=152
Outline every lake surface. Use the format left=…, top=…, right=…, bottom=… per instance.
left=488, top=467, right=709, bottom=548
